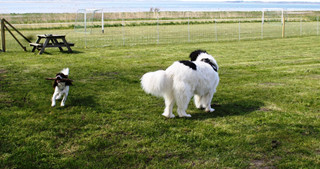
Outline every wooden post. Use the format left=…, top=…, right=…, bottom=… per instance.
left=282, top=16, right=285, bottom=38
left=1, top=18, right=5, bottom=52
left=3, top=19, right=31, bottom=43
left=3, top=24, right=26, bottom=51
left=0, top=18, right=31, bottom=52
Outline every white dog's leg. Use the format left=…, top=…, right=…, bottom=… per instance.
left=51, top=88, right=59, bottom=107
left=56, top=93, right=63, bottom=100
left=60, top=93, right=68, bottom=107
left=194, top=94, right=202, bottom=109
left=203, top=92, right=215, bottom=112
left=60, top=86, right=69, bottom=107
left=162, top=94, right=175, bottom=118
left=175, top=87, right=192, bottom=118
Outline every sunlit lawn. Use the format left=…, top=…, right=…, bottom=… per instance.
left=0, top=32, right=320, bottom=168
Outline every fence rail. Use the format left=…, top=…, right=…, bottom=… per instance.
left=1, top=10, right=320, bottom=50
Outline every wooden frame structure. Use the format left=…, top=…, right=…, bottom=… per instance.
left=30, top=34, right=74, bottom=54
left=0, top=18, right=31, bottom=52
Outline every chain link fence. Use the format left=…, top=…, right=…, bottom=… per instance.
left=1, top=10, right=320, bottom=50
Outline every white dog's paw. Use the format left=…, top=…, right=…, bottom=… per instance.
left=179, top=114, right=192, bottom=118
left=206, top=108, right=215, bottom=112
left=195, top=105, right=203, bottom=109
left=185, top=114, right=192, bottom=117
left=162, top=112, right=175, bottom=118
left=60, top=103, right=65, bottom=107
left=195, top=103, right=201, bottom=109
left=51, top=102, right=56, bottom=107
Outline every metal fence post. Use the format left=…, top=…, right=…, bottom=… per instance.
left=101, top=10, right=104, bottom=33
left=215, top=19, right=217, bottom=41
left=300, top=17, right=302, bottom=36
left=238, top=19, right=241, bottom=41
left=122, top=18, right=125, bottom=46
left=261, top=10, right=264, bottom=39
left=157, top=13, right=159, bottom=44
left=317, top=16, right=319, bottom=36
left=188, top=12, right=190, bottom=42
left=282, top=15, right=285, bottom=38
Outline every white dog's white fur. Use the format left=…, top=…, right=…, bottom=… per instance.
left=141, top=50, right=219, bottom=118
left=51, top=68, right=71, bottom=107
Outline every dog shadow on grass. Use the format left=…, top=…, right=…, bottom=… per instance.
left=191, top=99, right=264, bottom=120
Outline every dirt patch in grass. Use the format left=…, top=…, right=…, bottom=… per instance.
left=307, top=74, right=320, bottom=79
left=93, top=71, right=121, bottom=79
left=249, top=155, right=281, bottom=169
left=259, top=82, right=284, bottom=87
left=259, top=107, right=272, bottom=112
left=0, top=69, right=7, bottom=80
left=0, top=69, right=8, bottom=90
left=0, top=69, right=7, bottom=74
left=250, top=159, right=268, bottom=169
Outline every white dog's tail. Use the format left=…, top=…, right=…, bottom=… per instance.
left=60, top=68, right=69, bottom=76
left=141, top=70, right=172, bottom=97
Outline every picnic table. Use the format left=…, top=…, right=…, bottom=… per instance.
left=30, top=34, right=74, bottom=54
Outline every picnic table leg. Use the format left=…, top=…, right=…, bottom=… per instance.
left=51, top=38, right=63, bottom=52
left=32, top=37, right=41, bottom=52
left=39, top=38, right=50, bottom=54
left=61, top=37, right=73, bottom=53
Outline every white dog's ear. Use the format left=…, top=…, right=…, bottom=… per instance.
left=189, top=50, right=207, bottom=61
left=60, top=68, right=69, bottom=76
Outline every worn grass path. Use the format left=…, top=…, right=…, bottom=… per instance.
left=0, top=36, right=319, bottom=168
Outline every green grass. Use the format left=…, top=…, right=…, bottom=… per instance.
left=1, top=36, right=320, bottom=168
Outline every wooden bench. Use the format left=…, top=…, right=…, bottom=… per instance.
left=30, top=42, right=74, bottom=48
left=30, top=34, right=74, bottom=54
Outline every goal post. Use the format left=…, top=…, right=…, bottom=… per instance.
left=74, top=8, right=104, bottom=34
left=262, top=8, right=284, bottom=24
left=261, top=8, right=285, bottom=39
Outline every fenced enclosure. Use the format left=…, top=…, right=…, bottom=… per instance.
left=1, top=10, right=320, bottom=50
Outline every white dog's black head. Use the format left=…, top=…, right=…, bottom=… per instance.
left=189, top=50, right=208, bottom=61
left=189, top=50, right=219, bottom=72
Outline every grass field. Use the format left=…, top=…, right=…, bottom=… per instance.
left=1, top=34, right=320, bottom=168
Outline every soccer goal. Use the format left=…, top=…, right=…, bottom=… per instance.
left=261, top=8, right=285, bottom=38
left=74, top=9, right=104, bottom=33
left=262, top=8, right=284, bottom=24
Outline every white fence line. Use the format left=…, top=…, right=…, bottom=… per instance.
left=2, top=10, right=320, bottom=48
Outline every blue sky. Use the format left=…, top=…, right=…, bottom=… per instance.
left=1, top=0, right=319, bottom=14
left=182, top=0, right=319, bottom=1
left=0, top=0, right=319, bottom=2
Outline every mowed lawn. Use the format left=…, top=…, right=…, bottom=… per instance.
left=0, top=36, right=320, bottom=168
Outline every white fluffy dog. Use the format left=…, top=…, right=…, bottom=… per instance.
left=141, top=50, right=219, bottom=118
left=51, top=68, right=72, bottom=107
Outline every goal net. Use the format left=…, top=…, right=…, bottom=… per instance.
left=74, top=9, right=104, bottom=33
left=262, top=8, right=284, bottom=25
left=261, top=8, right=285, bottom=38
